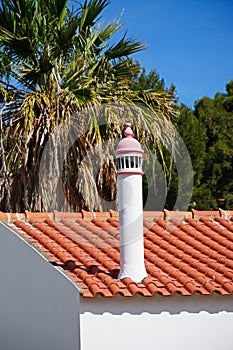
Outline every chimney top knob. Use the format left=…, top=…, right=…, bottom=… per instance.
left=124, top=123, right=133, bottom=138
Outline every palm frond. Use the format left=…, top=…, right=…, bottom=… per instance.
left=79, top=0, right=110, bottom=33
left=104, top=34, right=145, bottom=60
left=0, top=0, right=179, bottom=212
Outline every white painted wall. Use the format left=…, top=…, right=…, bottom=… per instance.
left=0, top=223, right=80, bottom=350
left=80, top=294, right=233, bottom=350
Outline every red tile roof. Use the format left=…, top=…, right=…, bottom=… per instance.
left=5, top=210, right=233, bottom=298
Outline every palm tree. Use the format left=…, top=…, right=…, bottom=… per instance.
left=0, top=0, right=179, bottom=212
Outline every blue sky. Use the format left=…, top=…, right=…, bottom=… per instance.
left=102, top=0, right=233, bottom=108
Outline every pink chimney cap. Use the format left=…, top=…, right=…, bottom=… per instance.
left=115, top=123, right=144, bottom=155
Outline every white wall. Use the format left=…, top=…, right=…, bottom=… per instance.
left=80, top=293, right=233, bottom=350
left=0, top=223, right=80, bottom=350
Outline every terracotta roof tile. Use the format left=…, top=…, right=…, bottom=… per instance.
left=109, top=210, right=119, bottom=218
left=6, top=211, right=233, bottom=298
left=219, top=208, right=233, bottom=218
left=0, top=212, right=25, bottom=222
left=25, top=211, right=53, bottom=220
left=163, top=209, right=192, bottom=220
left=143, top=211, right=165, bottom=221
left=191, top=209, right=220, bottom=219
left=53, top=211, right=82, bottom=220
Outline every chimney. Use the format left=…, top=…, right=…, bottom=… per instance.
left=115, top=123, right=147, bottom=283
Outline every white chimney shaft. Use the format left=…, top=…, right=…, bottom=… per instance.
left=115, top=123, right=147, bottom=283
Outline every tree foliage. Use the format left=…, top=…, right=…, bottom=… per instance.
left=191, top=82, right=233, bottom=209
left=174, top=80, right=233, bottom=210
left=0, top=0, right=177, bottom=212
left=153, top=79, right=233, bottom=211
